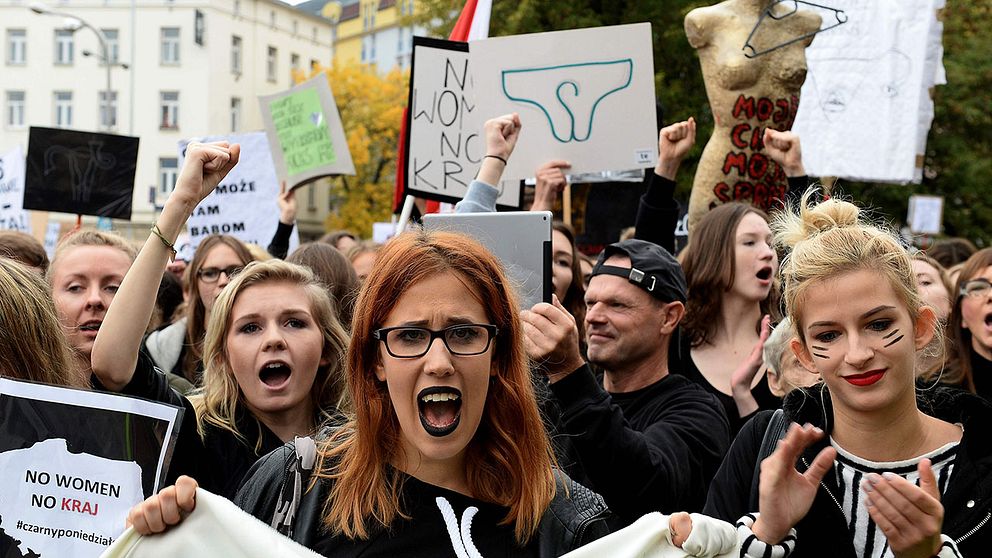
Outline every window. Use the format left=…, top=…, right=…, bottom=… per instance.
left=310, top=58, right=318, bottom=71
left=231, top=35, right=242, bottom=74
left=5, top=91, right=25, bottom=127
left=292, top=20, right=298, bottom=36
left=362, top=2, right=376, bottom=31
left=290, top=53, right=300, bottom=82
left=266, top=46, right=277, bottom=82
left=362, top=34, right=376, bottom=64
left=160, top=91, right=179, bottom=129
left=6, top=29, right=26, bottom=65
left=307, top=184, right=316, bottom=211
left=55, top=30, right=73, bottom=65
left=160, top=27, right=180, bottom=64
left=99, top=91, right=117, bottom=128
left=233, top=0, right=241, bottom=17
left=269, top=11, right=276, bottom=29
left=312, top=26, right=317, bottom=43
left=54, top=91, right=72, bottom=127
left=159, top=158, right=178, bottom=195
left=100, top=29, right=119, bottom=64
left=230, top=97, right=241, bottom=132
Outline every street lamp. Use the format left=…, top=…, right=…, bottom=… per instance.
left=29, top=1, right=114, bottom=131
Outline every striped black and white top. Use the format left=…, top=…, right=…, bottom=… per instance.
left=830, top=436, right=959, bottom=558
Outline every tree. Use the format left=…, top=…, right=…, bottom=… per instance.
left=304, top=64, right=408, bottom=237
left=414, top=0, right=992, bottom=245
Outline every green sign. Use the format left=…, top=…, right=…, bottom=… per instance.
left=268, top=88, right=337, bottom=176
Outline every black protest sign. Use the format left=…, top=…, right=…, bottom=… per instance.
left=24, top=127, right=138, bottom=219
left=404, top=36, right=522, bottom=208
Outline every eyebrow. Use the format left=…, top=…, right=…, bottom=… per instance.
left=233, top=308, right=312, bottom=321
left=807, top=305, right=896, bottom=330
left=397, top=316, right=478, bottom=327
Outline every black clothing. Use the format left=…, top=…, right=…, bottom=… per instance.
left=548, top=364, right=730, bottom=522
left=92, top=352, right=285, bottom=500
left=671, top=334, right=781, bottom=437
left=235, top=441, right=613, bottom=558
left=705, top=385, right=992, bottom=556
left=969, top=350, right=992, bottom=401
left=267, top=221, right=295, bottom=260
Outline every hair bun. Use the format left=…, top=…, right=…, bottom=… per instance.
left=774, top=189, right=860, bottom=249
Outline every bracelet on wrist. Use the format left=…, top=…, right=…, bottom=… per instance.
left=484, top=154, right=508, bottom=166
left=150, top=223, right=178, bottom=262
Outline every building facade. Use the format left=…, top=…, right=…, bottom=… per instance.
left=1, top=0, right=336, bottom=240
left=298, top=0, right=422, bottom=72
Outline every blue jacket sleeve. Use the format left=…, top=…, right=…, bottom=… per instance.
left=454, top=180, right=499, bottom=213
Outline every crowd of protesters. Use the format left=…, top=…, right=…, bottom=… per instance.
left=1, top=111, right=991, bottom=557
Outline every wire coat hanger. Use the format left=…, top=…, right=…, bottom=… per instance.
left=743, top=0, right=848, bottom=58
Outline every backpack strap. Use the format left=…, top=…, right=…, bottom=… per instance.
left=748, top=408, right=789, bottom=510
left=271, top=435, right=317, bottom=538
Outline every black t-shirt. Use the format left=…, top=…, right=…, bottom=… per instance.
left=92, top=352, right=285, bottom=499
left=311, top=475, right=538, bottom=558
left=970, top=350, right=992, bottom=402
left=671, top=334, right=780, bottom=437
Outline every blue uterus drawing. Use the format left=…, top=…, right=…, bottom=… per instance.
left=501, top=59, right=633, bottom=143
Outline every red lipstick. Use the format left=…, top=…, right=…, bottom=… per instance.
left=844, top=370, right=886, bottom=387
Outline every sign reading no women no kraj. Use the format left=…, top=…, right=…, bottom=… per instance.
left=259, top=75, right=355, bottom=190
left=0, top=377, right=182, bottom=558
left=405, top=37, right=522, bottom=208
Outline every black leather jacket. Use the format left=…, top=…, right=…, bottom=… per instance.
left=235, top=439, right=613, bottom=557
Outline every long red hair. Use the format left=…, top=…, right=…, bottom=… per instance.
left=317, top=229, right=556, bottom=544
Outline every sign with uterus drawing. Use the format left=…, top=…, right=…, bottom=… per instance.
left=24, top=127, right=138, bottom=220
left=469, top=23, right=658, bottom=181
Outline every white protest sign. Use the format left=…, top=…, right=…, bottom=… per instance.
left=259, top=75, right=355, bottom=190
left=0, top=377, right=182, bottom=557
left=792, top=0, right=944, bottom=183
left=406, top=37, right=522, bottom=208
left=178, top=132, right=300, bottom=255
left=43, top=221, right=61, bottom=259
left=0, top=146, right=30, bottom=232
left=470, top=23, right=658, bottom=181
left=908, top=195, right=943, bottom=235
left=371, top=222, right=396, bottom=244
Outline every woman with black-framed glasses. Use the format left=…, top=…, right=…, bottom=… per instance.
left=945, top=248, right=992, bottom=400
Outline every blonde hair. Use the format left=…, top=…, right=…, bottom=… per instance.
left=773, top=190, right=925, bottom=343
left=190, top=260, right=349, bottom=450
left=0, top=258, right=80, bottom=387
left=763, top=317, right=795, bottom=377
left=48, top=230, right=138, bottom=282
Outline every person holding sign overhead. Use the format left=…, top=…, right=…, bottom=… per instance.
left=91, top=142, right=350, bottom=500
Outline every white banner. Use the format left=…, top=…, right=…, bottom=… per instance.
left=0, top=146, right=30, bottom=232
left=470, top=23, right=658, bottom=181
left=178, top=132, right=300, bottom=256
left=792, top=0, right=945, bottom=183
left=0, top=377, right=182, bottom=557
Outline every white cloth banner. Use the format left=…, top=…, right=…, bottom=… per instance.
left=0, top=146, right=30, bottom=233
left=792, top=0, right=944, bottom=183
left=178, top=132, right=299, bottom=256
left=561, top=512, right=737, bottom=558
left=100, top=489, right=322, bottom=558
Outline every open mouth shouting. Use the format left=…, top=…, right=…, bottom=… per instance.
left=78, top=320, right=102, bottom=337
left=259, top=360, right=293, bottom=390
left=418, top=386, right=462, bottom=437
left=756, top=266, right=773, bottom=284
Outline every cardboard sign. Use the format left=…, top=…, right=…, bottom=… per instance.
left=908, top=195, right=943, bottom=235
left=470, top=23, right=658, bottom=181
left=405, top=37, right=522, bottom=208
left=259, top=75, right=355, bottom=190
left=0, top=146, right=29, bottom=232
left=0, top=377, right=182, bottom=557
left=178, top=132, right=300, bottom=255
left=23, top=127, right=138, bottom=219
left=792, top=0, right=945, bottom=183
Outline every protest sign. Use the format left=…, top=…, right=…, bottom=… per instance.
left=43, top=222, right=61, bottom=259
left=0, top=377, right=182, bottom=557
left=259, top=75, right=355, bottom=190
left=23, top=127, right=138, bottom=219
left=405, top=37, right=522, bottom=208
left=908, top=195, right=943, bottom=235
left=0, top=146, right=29, bottom=232
left=178, top=132, right=300, bottom=255
left=470, top=23, right=658, bottom=181
left=792, top=0, right=945, bottom=183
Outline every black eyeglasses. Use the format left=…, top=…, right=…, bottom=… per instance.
left=960, top=278, right=992, bottom=299
left=373, top=324, right=498, bottom=358
left=197, top=265, right=244, bottom=283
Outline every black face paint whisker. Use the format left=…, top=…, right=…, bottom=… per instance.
left=883, top=335, right=904, bottom=348
left=813, top=353, right=829, bottom=359
left=882, top=329, right=900, bottom=340
left=811, top=345, right=828, bottom=351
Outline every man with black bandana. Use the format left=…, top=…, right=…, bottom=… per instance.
left=521, top=239, right=730, bottom=525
